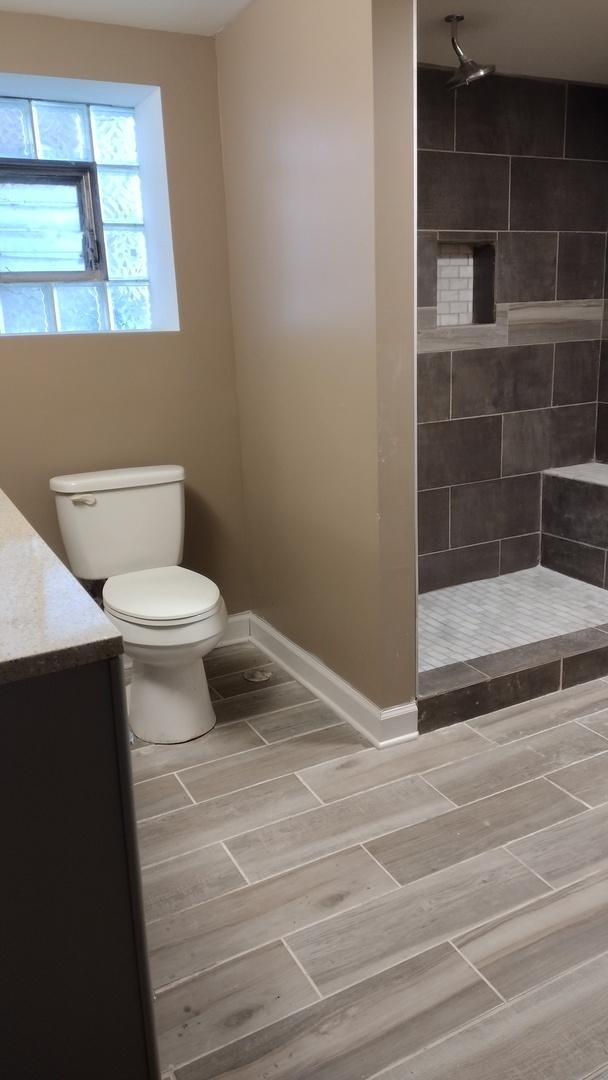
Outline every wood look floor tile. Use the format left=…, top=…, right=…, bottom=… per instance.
left=148, top=847, right=396, bottom=987
left=204, top=643, right=270, bottom=680
left=287, top=849, right=547, bottom=995
left=550, top=752, right=608, bottom=806
left=579, top=708, right=608, bottom=738
left=134, top=775, right=193, bottom=821
left=212, top=682, right=316, bottom=724
left=521, top=721, right=608, bottom=770
left=455, top=868, right=608, bottom=1000
left=247, top=701, right=343, bottom=743
left=131, top=723, right=264, bottom=784
left=225, top=776, right=452, bottom=883
left=300, top=724, right=488, bottom=803
left=510, top=803, right=608, bottom=888
left=138, top=775, right=318, bottom=868
left=155, top=941, right=317, bottom=1069
left=425, top=722, right=608, bottom=804
left=174, top=943, right=499, bottom=1080
left=178, top=724, right=368, bottom=803
left=209, top=662, right=292, bottom=700
left=366, top=779, right=582, bottom=886
left=141, top=845, right=246, bottom=923
left=378, top=951, right=608, bottom=1080
left=468, top=681, right=608, bottom=745
left=423, top=742, right=553, bottom=805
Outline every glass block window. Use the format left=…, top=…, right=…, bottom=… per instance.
left=0, top=96, right=152, bottom=334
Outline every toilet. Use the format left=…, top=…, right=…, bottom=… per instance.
left=49, top=465, right=227, bottom=744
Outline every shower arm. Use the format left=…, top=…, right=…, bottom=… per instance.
left=449, top=18, right=471, bottom=65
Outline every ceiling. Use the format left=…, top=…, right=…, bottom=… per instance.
left=419, top=0, right=608, bottom=85
left=0, top=0, right=253, bottom=35
left=0, top=1, right=605, bottom=77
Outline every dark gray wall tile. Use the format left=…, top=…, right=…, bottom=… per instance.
left=418, top=488, right=450, bottom=555
left=417, top=352, right=451, bottom=422
left=451, top=475, right=541, bottom=547
left=541, top=533, right=606, bottom=588
left=510, top=158, right=608, bottom=232
left=418, top=232, right=438, bottom=308
left=502, top=404, right=596, bottom=475
left=566, top=83, right=608, bottom=162
left=418, top=66, right=454, bottom=150
left=438, top=231, right=497, bottom=244
left=557, top=233, right=606, bottom=301
left=418, top=415, right=502, bottom=489
left=597, top=403, right=608, bottom=462
left=500, top=533, right=540, bottom=574
left=419, top=151, right=510, bottom=231
left=496, top=233, right=557, bottom=304
left=543, top=474, right=608, bottom=548
left=563, top=646, right=608, bottom=689
left=455, top=75, right=565, bottom=157
left=553, top=341, right=600, bottom=405
left=451, top=345, right=553, bottom=417
left=418, top=543, right=499, bottom=594
left=598, top=342, right=608, bottom=404
left=418, top=662, right=562, bottom=732
left=599, top=352, right=608, bottom=459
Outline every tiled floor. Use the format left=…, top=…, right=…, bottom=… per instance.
left=419, top=565, right=608, bottom=671
left=131, top=643, right=608, bottom=1079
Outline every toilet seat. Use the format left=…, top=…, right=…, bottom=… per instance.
left=103, top=565, right=221, bottom=628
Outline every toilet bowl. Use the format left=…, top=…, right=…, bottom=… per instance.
left=49, top=464, right=227, bottom=745
left=103, top=565, right=227, bottom=743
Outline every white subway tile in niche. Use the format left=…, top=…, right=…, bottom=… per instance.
left=437, top=243, right=473, bottom=327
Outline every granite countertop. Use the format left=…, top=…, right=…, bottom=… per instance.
left=0, top=488, right=122, bottom=685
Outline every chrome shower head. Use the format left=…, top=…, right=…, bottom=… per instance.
left=445, top=15, right=495, bottom=89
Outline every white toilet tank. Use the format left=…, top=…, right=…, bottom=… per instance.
left=50, top=465, right=185, bottom=580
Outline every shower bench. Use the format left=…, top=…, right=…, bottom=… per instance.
left=542, top=462, right=608, bottom=588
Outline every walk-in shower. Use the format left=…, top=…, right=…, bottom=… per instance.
left=416, top=42, right=608, bottom=731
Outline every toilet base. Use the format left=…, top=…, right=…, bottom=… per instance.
left=129, top=657, right=216, bottom=744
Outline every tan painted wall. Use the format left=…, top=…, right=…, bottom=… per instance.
left=217, top=0, right=417, bottom=706
left=0, top=12, right=249, bottom=613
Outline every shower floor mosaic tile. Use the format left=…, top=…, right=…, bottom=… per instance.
left=419, top=565, right=608, bottom=672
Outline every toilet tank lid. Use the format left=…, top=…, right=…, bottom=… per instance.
left=50, top=465, right=185, bottom=494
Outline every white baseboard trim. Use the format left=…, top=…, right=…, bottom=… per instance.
left=247, top=612, right=418, bottom=748
left=221, top=611, right=252, bottom=646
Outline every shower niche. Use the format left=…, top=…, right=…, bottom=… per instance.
left=436, top=238, right=495, bottom=327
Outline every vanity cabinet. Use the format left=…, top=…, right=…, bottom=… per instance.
left=0, top=490, right=159, bottom=1079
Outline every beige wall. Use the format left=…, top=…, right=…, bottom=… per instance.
left=0, top=12, right=249, bottom=613
left=217, top=0, right=417, bottom=706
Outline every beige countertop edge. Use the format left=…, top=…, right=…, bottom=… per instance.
left=0, top=487, right=123, bottom=686
left=0, top=634, right=123, bottom=687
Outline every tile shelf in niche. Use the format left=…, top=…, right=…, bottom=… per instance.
left=418, top=299, right=604, bottom=355
left=418, top=306, right=508, bottom=354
